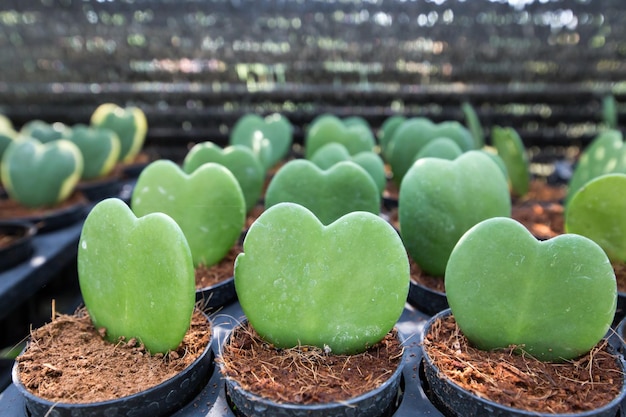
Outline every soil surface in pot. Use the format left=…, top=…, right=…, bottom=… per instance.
left=195, top=244, right=242, bottom=289
left=219, top=322, right=403, bottom=405
left=0, top=191, right=88, bottom=221
left=423, top=313, right=623, bottom=414
left=15, top=308, right=210, bottom=404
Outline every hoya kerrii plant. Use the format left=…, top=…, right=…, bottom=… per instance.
left=565, top=128, right=626, bottom=207
left=421, top=215, right=623, bottom=415
left=182, top=141, right=265, bottom=213
left=489, top=125, right=531, bottom=198
left=90, top=103, right=148, bottom=164
left=66, top=124, right=121, bottom=181
left=385, top=116, right=476, bottom=186
left=20, top=119, right=72, bottom=144
left=233, top=202, right=410, bottom=354
left=304, top=113, right=376, bottom=159
left=399, top=150, right=511, bottom=278
left=264, top=158, right=380, bottom=225
left=308, top=142, right=387, bottom=195
left=229, top=112, right=293, bottom=171
left=565, top=173, right=626, bottom=264
left=131, top=159, right=246, bottom=269
left=78, top=198, right=196, bottom=354
left=1, top=136, right=83, bottom=208
left=445, top=216, right=616, bottom=362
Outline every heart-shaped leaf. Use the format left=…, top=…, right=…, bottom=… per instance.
left=566, top=129, right=626, bottom=206
left=304, top=114, right=376, bottom=159
left=1, top=137, right=83, bottom=208
left=491, top=126, right=530, bottom=197
left=235, top=202, right=410, bottom=354
left=399, top=150, right=511, bottom=276
left=565, top=173, right=626, bottom=262
left=413, top=137, right=463, bottom=161
left=67, top=124, right=121, bottom=180
left=378, top=115, right=406, bottom=161
left=183, top=141, right=264, bottom=212
left=310, top=142, right=386, bottom=195
left=90, top=103, right=148, bottom=164
left=132, top=160, right=246, bottom=267
left=446, top=217, right=616, bottom=362
left=387, top=117, right=475, bottom=186
left=20, top=120, right=71, bottom=143
left=230, top=113, right=293, bottom=169
left=78, top=198, right=195, bottom=354
left=265, top=159, right=380, bottom=225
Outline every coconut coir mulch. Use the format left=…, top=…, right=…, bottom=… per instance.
left=16, top=308, right=211, bottom=404
left=219, top=322, right=403, bottom=405
left=195, top=244, right=243, bottom=289
left=0, top=191, right=88, bottom=222
left=423, top=314, right=624, bottom=414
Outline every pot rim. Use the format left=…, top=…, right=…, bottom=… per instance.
left=220, top=321, right=406, bottom=411
left=421, top=308, right=626, bottom=417
left=12, top=309, right=214, bottom=410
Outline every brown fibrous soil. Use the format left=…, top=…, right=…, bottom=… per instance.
left=219, top=322, right=403, bottom=405
left=423, top=314, right=624, bottom=414
left=16, top=308, right=211, bottom=404
left=410, top=255, right=445, bottom=293
left=195, top=244, right=243, bottom=289
left=0, top=191, right=87, bottom=221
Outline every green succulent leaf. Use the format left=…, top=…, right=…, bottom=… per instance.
left=230, top=113, right=293, bottom=170
left=304, top=114, right=376, bottom=159
left=90, top=103, right=148, bottom=164
left=265, top=159, right=380, bottom=225
left=566, top=129, right=626, bottom=206
left=20, top=120, right=71, bottom=143
left=235, top=202, right=410, bottom=354
left=67, top=124, right=121, bottom=180
left=378, top=115, right=406, bottom=161
left=399, top=150, right=511, bottom=276
left=602, top=95, right=618, bottom=129
left=446, top=217, right=616, bottom=362
left=387, top=117, right=475, bottom=186
left=1, top=137, right=83, bottom=208
left=461, top=101, right=485, bottom=149
left=310, top=142, right=387, bottom=195
left=78, top=198, right=195, bottom=354
left=491, top=126, right=530, bottom=197
left=565, top=173, right=626, bottom=262
left=132, top=160, right=245, bottom=267
left=183, top=142, right=264, bottom=213
left=413, top=137, right=463, bottom=161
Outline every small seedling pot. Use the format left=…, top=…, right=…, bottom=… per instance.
left=0, top=220, right=36, bottom=272
left=12, top=312, right=215, bottom=417
left=422, top=309, right=626, bottom=417
left=220, top=321, right=405, bottom=417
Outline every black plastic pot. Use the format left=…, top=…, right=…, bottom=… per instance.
left=12, top=311, right=215, bottom=417
left=77, top=175, right=123, bottom=202
left=196, top=276, right=237, bottom=311
left=220, top=321, right=405, bottom=417
left=407, top=279, right=448, bottom=316
left=422, top=309, right=626, bottom=417
left=0, top=220, right=36, bottom=272
left=615, top=292, right=626, bottom=326
left=13, top=199, right=89, bottom=233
